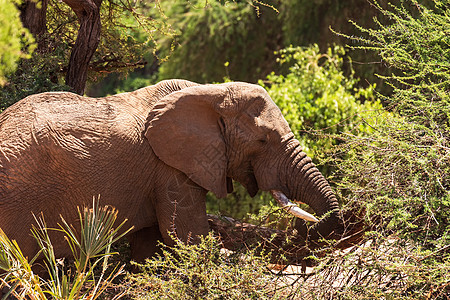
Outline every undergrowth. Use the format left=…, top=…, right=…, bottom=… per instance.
left=0, top=199, right=131, bottom=299
left=127, top=233, right=297, bottom=300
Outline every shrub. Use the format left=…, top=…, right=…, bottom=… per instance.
left=261, top=44, right=382, bottom=157
left=0, top=199, right=131, bottom=299
left=0, top=0, right=35, bottom=86
left=334, top=0, right=450, bottom=250
left=313, top=0, right=450, bottom=297
left=126, top=232, right=299, bottom=299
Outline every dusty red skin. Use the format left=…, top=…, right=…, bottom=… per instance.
left=0, top=79, right=343, bottom=261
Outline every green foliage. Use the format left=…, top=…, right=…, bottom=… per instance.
left=344, top=0, right=450, bottom=125
left=127, top=232, right=294, bottom=299
left=207, top=182, right=263, bottom=221
left=261, top=44, right=382, bottom=157
left=334, top=0, right=450, bottom=248
left=206, top=183, right=286, bottom=223
left=316, top=1, right=450, bottom=297
left=156, top=0, right=280, bottom=83
left=280, top=0, right=338, bottom=46
left=0, top=199, right=131, bottom=299
left=294, top=234, right=450, bottom=299
left=0, top=0, right=35, bottom=86
left=88, top=62, right=159, bottom=96
left=0, top=56, right=70, bottom=111
left=0, top=229, right=43, bottom=299
left=0, top=0, right=172, bottom=107
left=336, top=113, right=450, bottom=247
left=145, top=0, right=390, bottom=93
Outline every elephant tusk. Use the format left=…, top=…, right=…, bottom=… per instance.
left=270, top=190, right=319, bottom=223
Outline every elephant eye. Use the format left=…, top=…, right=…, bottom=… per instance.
left=257, top=135, right=269, bottom=144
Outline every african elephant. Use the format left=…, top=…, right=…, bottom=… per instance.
left=0, top=79, right=343, bottom=261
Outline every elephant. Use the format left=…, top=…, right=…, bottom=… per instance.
left=0, top=79, right=343, bottom=261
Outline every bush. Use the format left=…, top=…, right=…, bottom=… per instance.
left=0, top=57, right=71, bottom=111
left=0, top=0, right=35, bottom=86
left=314, top=0, right=450, bottom=298
left=261, top=44, right=382, bottom=157
left=126, top=232, right=299, bottom=299
left=334, top=0, right=450, bottom=250
left=0, top=199, right=131, bottom=299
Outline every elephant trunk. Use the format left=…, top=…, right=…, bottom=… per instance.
left=279, top=137, right=343, bottom=240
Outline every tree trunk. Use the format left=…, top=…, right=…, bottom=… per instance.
left=62, top=0, right=102, bottom=95
left=20, top=0, right=48, bottom=49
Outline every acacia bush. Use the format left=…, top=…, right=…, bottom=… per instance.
left=310, top=0, right=450, bottom=297
left=335, top=0, right=450, bottom=251
left=127, top=233, right=298, bottom=299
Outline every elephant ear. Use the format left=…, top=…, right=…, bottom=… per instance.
left=145, top=85, right=230, bottom=198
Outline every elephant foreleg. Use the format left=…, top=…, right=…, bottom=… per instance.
left=155, top=172, right=209, bottom=247
left=127, top=225, right=163, bottom=263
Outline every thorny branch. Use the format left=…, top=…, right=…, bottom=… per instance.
left=207, top=211, right=365, bottom=265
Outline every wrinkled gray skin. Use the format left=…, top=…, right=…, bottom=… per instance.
left=0, top=80, right=343, bottom=261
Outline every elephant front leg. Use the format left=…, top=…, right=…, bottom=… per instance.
left=155, top=171, right=210, bottom=247
left=128, top=225, right=164, bottom=263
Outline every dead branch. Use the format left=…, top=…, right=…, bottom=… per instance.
left=207, top=211, right=365, bottom=265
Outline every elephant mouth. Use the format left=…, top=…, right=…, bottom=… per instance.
left=270, top=190, right=319, bottom=223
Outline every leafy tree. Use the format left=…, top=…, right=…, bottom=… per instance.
left=0, top=0, right=172, bottom=104
left=336, top=0, right=450, bottom=249
left=146, top=0, right=393, bottom=94
left=156, top=0, right=281, bottom=83
left=16, top=0, right=104, bottom=94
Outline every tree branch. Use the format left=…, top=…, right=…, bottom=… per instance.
left=207, top=212, right=365, bottom=265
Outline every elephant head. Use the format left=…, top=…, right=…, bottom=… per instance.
left=145, top=82, right=343, bottom=242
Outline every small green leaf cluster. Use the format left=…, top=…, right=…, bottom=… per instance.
left=206, top=182, right=274, bottom=222
left=0, top=56, right=71, bottom=111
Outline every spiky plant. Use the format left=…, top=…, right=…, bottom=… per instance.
left=0, top=198, right=132, bottom=299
